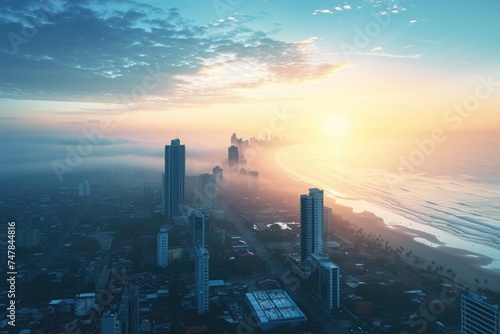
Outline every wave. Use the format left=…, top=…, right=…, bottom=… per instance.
left=276, top=144, right=500, bottom=270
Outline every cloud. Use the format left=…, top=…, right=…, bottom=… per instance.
left=0, top=0, right=345, bottom=109
left=343, top=5, right=352, bottom=10
left=371, top=46, right=383, bottom=52
left=334, top=6, right=343, bottom=11
left=366, top=52, right=422, bottom=59
left=312, top=9, right=334, bottom=15
left=409, top=19, right=417, bottom=24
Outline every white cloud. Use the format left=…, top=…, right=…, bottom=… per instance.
left=312, top=9, right=333, bottom=15
left=371, top=46, right=383, bottom=52
left=409, top=19, right=417, bottom=24
left=343, top=5, right=352, bottom=10
left=334, top=6, right=343, bottom=11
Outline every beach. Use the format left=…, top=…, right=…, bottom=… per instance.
left=253, top=145, right=500, bottom=292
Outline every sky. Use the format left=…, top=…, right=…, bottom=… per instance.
left=1, top=0, right=499, bottom=178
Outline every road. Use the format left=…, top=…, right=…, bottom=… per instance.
left=221, top=202, right=350, bottom=334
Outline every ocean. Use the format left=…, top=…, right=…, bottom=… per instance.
left=276, top=137, right=500, bottom=270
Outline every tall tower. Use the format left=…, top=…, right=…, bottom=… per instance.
left=323, top=206, right=333, bottom=240
left=163, top=138, right=185, bottom=218
left=311, top=253, right=340, bottom=310
left=228, top=145, right=239, bottom=167
left=195, top=247, right=210, bottom=314
left=213, top=166, right=223, bottom=189
left=300, top=188, right=324, bottom=270
left=191, top=210, right=210, bottom=249
left=157, top=226, right=168, bottom=268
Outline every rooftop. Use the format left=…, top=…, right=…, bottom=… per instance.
left=245, top=289, right=307, bottom=325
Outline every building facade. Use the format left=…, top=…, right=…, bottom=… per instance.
left=461, top=291, right=500, bottom=334
left=195, top=247, right=210, bottom=314
left=311, top=253, right=340, bottom=311
left=156, top=226, right=168, bottom=268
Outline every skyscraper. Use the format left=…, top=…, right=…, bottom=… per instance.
left=191, top=210, right=210, bottom=249
left=157, top=226, right=168, bottom=268
left=163, top=138, right=185, bottom=218
left=300, top=188, right=324, bottom=270
left=228, top=145, right=239, bottom=167
left=213, top=166, right=223, bottom=189
left=195, top=247, right=210, bottom=314
left=311, top=253, right=340, bottom=311
left=323, top=206, right=333, bottom=240
left=118, top=285, right=139, bottom=334
left=461, top=291, right=500, bottom=334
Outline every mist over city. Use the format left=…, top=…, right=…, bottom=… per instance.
left=1, top=1, right=500, bottom=334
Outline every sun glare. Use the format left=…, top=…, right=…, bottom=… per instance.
left=323, top=115, right=349, bottom=138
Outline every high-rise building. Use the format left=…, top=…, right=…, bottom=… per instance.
left=228, top=145, right=239, bottom=167
left=213, top=166, right=223, bottom=189
left=191, top=210, right=210, bottom=249
left=118, top=284, right=139, bottom=334
left=195, top=247, right=210, bottom=314
left=461, top=291, right=500, bottom=334
left=311, top=253, right=340, bottom=311
left=300, top=188, right=324, bottom=270
left=323, top=206, right=333, bottom=240
left=163, top=138, right=185, bottom=218
left=157, top=226, right=168, bottom=268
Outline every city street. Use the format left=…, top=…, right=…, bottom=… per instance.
left=221, top=202, right=350, bottom=334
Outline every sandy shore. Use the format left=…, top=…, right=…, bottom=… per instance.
left=252, top=146, right=500, bottom=292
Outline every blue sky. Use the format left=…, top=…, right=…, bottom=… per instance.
left=1, top=0, right=499, bottom=178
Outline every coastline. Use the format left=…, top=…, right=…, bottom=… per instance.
left=253, top=145, right=500, bottom=292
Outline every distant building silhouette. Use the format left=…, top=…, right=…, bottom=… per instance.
left=195, top=247, right=210, bottom=314
left=157, top=226, right=168, bottom=268
left=163, top=139, right=185, bottom=218
left=323, top=206, right=333, bottom=240
left=198, top=173, right=214, bottom=207
left=213, top=165, right=223, bottom=189
left=300, top=188, right=324, bottom=271
left=228, top=145, right=239, bottom=168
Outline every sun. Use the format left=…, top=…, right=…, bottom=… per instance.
left=323, top=114, right=349, bottom=138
